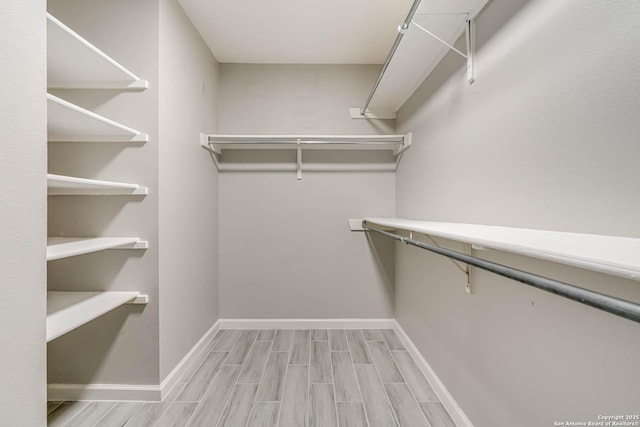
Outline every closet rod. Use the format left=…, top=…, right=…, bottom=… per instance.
left=363, top=221, right=640, bottom=324
left=359, top=0, right=423, bottom=115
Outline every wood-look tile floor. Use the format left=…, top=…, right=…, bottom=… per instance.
left=48, top=329, right=456, bottom=427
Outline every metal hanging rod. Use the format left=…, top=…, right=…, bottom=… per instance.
left=363, top=221, right=640, bottom=324
left=359, top=0, right=423, bottom=116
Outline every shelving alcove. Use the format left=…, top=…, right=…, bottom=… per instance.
left=46, top=12, right=149, bottom=344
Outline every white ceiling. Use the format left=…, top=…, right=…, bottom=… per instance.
left=178, top=0, right=413, bottom=64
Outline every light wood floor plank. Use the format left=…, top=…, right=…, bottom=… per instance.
left=367, top=341, right=404, bottom=383
left=311, top=329, right=328, bottom=341
left=216, top=384, right=258, bottom=427
left=247, top=402, right=280, bottom=427
left=47, top=401, right=89, bottom=427
left=256, top=352, right=289, bottom=402
left=47, top=401, right=62, bottom=415
left=331, top=351, right=362, bottom=402
left=289, top=330, right=310, bottom=365
left=346, top=329, right=372, bottom=364
left=385, top=383, right=430, bottom=427
left=124, top=383, right=185, bottom=426
left=379, top=329, right=405, bottom=350
left=361, top=329, right=383, bottom=341
left=419, top=402, right=456, bottom=427
left=187, top=365, right=242, bottom=427
left=391, top=351, right=439, bottom=402
left=309, top=383, right=338, bottom=427
left=177, top=351, right=228, bottom=401
left=328, top=329, right=349, bottom=351
left=336, top=402, right=368, bottom=427
left=272, top=330, right=293, bottom=352
left=65, top=402, right=115, bottom=427
left=213, top=330, right=241, bottom=352
left=239, top=341, right=273, bottom=384
left=226, top=330, right=259, bottom=365
left=94, top=402, right=142, bottom=427
left=157, top=402, right=197, bottom=427
left=310, top=340, right=332, bottom=383
left=257, top=330, right=276, bottom=342
left=278, top=365, right=308, bottom=427
left=354, top=364, right=398, bottom=427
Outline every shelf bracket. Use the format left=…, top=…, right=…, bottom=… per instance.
left=422, top=234, right=471, bottom=292
left=127, top=294, right=149, bottom=305
left=296, top=139, right=302, bottom=180
left=411, top=16, right=476, bottom=84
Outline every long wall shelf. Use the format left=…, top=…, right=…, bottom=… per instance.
left=47, top=13, right=148, bottom=90
left=47, top=237, right=148, bottom=261
left=359, top=0, right=490, bottom=115
left=47, top=94, right=148, bottom=143
left=363, top=217, right=640, bottom=281
left=47, top=291, right=147, bottom=342
left=47, top=174, right=148, bottom=196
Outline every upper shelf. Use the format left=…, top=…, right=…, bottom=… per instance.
left=363, top=217, right=640, bottom=281
left=47, top=13, right=148, bottom=90
left=201, top=134, right=411, bottom=155
left=47, top=174, right=148, bottom=196
left=47, top=93, right=148, bottom=142
left=47, top=291, right=146, bottom=342
left=365, top=0, right=489, bottom=114
left=47, top=237, right=148, bottom=261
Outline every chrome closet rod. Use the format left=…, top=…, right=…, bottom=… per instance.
left=360, top=0, right=423, bottom=115
left=363, top=221, right=640, bottom=324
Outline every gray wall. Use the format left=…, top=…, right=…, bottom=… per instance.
left=158, top=0, right=220, bottom=380
left=47, top=0, right=161, bottom=386
left=0, top=1, right=47, bottom=424
left=218, top=64, right=396, bottom=319
left=394, top=0, right=640, bottom=425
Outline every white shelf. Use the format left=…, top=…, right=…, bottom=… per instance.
left=47, top=13, right=147, bottom=90
left=47, top=174, right=148, bottom=196
left=364, top=217, right=640, bottom=281
left=47, top=94, right=148, bottom=142
left=47, top=237, right=148, bottom=261
left=47, top=291, right=147, bottom=342
left=366, top=0, right=489, bottom=113
left=202, top=134, right=410, bottom=155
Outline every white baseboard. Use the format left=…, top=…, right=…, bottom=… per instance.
left=159, top=320, right=220, bottom=399
left=47, top=320, right=221, bottom=402
left=392, top=320, right=474, bottom=427
left=217, top=318, right=396, bottom=329
left=47, top=383, right=161, bottom=402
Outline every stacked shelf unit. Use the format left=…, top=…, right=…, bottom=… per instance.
left=46, top=13, right=148, bottom=343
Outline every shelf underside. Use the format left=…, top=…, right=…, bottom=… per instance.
left=47, top=174, right=147, bottom=196
left=47, top=237, right=147, bottom=261
left=47, top=94, right=148, bottom=142
left=47, top=291, right=140, bottom=342
left=364, top=217, right=640, bottom=281
left=47, top=13, right=147, bottom=90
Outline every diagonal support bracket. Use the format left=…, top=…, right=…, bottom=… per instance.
left=420, top=233, right=472, bottom=293
left=411, top=16, right=476, bottom=84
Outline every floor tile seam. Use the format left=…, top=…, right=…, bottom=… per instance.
left=241, top=339, right=274, bottom=426
left=362, top=341, right=401, bottom=427
left=343, top=331, right=371, bottom=427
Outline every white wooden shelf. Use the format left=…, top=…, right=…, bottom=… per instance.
left=47, top=291, right=148, bottom=342
left=47, top=94, right=148, bottom=143
left=47, top=174, right=148, bottom=196
left=364, top=0, right=489, bottom=114
left=363, top=217, right=640, bottom=281
left=47, top=13, right=148, bottom=90
left=201, top=134, right=410, bottom=154
left=47, top=237, right=148, bottom=261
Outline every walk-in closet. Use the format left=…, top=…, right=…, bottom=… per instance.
left=1, top=0, right=639, bottom=426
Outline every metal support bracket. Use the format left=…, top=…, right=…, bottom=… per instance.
left=411, top=16, right=476, bottom=84
left=423, top=234, right=472, bottom=293
left=296, top=139, right=302, bottom=180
